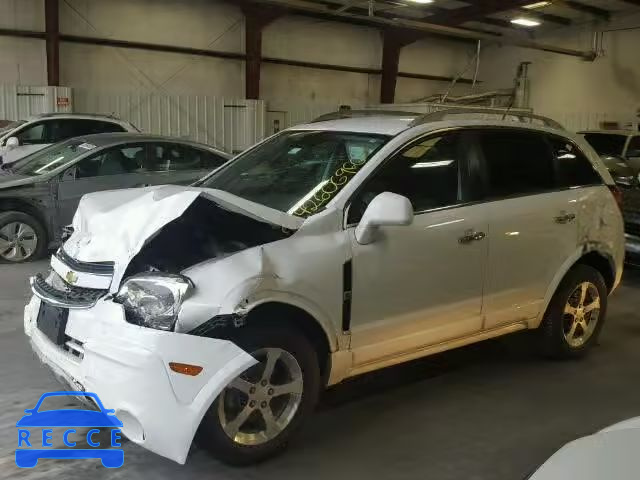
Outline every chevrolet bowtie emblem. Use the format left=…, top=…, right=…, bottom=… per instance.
left=65, top=271, right=78, bottom=285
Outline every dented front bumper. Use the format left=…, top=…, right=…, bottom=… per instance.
left=24, top=295, right=257, bottom=464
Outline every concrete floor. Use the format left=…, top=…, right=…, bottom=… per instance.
left=1, top=260, right=639, bottom=480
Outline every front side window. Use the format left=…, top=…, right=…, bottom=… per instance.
left=479, top=130, right=555, bottom=198
left=548, top=136, right=602, bottom=187
left=627, top=136, right=640, bottom=158
left=582, top=133, right=627, bottom=157
left=201, top=130, right=389, bottom=217
left=149, top=144, right=203, bottom=172
left=348, top=132, right=470, bottom=223
left=75, top=145, right=144, bottom=178
left=15, top=123, right=46, bottom=145
left=10, top=139, right=94, bottom=175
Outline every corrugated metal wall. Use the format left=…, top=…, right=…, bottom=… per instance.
left=73, top=89, right=266, bottom=154
left=0, top=85, right=72, bottom=120
left=1, top=84, right=637, bottom=149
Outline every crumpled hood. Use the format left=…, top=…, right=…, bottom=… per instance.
left=63, top=185, right=303, bottom=290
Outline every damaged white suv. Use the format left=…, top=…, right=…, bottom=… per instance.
left=25, top=110, right=625, bottom=465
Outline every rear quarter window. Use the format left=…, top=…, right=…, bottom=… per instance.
left=547, top=135, right=603, bottom=188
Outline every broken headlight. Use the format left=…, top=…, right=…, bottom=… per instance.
left=114, top=273, right=194, bottom=331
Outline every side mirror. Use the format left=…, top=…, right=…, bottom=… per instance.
left=354, top=192, right=413, bottom=245
left=5, top=137, right=19, bottom=149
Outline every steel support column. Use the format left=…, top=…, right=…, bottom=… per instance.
left=45, top=0, right=60, bottom=86
left=243, top=6, right=280, bottom=100
left=380, top=29, right=422, bottom=104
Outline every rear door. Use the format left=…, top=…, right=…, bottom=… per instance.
left=479, top=129, right=582, bottom=328
left=55, top=143, right=150, bottom=226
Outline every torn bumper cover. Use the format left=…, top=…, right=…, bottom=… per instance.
left=24, top=295, right=257, bottom=464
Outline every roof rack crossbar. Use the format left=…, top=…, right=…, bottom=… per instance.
left=408, top=107, right=564, bottom=130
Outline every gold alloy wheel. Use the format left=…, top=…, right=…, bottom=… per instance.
left=218, top=347, right=304, bottom=446
left=563, top=281, right=601, bottom=348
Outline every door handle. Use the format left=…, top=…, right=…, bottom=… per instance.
left=554, top=213, right=576, bottom=224
left=459, top=230, right=486, bottom=244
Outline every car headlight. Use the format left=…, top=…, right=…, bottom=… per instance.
left=114, top=273, right=194, bottom=331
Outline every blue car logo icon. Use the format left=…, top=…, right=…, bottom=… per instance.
left=16, top=391, right=124, bottom=468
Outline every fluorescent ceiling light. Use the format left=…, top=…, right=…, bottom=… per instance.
left=408, top=0, right=434, bottom=4
left=511, top=17, right=542, bottom=27
left=523, top=1, right=551, bottom=9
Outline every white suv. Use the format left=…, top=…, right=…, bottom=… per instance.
left=24, top=110, right=625, bottom=466
left=0, top=113, right=138, bottom=164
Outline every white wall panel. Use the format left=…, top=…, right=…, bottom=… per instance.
left=480, top=11, right=640, bottom=131
left=60, top=0, right=243, bottom=53
left=0, top=0, right=44, bottom=30
left=0, top=37, right=46, bottom=86
left=0, top=85, right=72, bottom=120
left=263, top=15, right=381, bottom=69
left=60, top=43, right=243, bottom=97
left=261, top=63, right=374, bottom=106
left=73, top=89, right=265, bottom=153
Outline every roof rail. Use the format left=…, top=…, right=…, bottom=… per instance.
left=311, top=109, right=421, bottom=123
left=36, top=112, right=120, bottom=119
left=408, top=107, right=564, bottom=130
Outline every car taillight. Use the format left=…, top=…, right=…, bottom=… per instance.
left=609, top=184, right=624, bottom=211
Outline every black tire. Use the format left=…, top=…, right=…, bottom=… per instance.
left=538, top=264, right=608, bottom=359
left=0, top=210, right=47, bottom=263
left=196, top=324, right=321, bottom=465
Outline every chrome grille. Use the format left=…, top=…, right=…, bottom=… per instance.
left=56, top=248, right=114, bottom=275
left=31, top=271, right=107, bottom=309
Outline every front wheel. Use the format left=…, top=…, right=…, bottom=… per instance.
left=538, top=264, right=607, bottom=359
left=0, top=211, right=47, bottom=263
left=197, top=325, right=321, bottom=465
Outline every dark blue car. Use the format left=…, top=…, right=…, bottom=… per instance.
left=16, top=391, right=124, bottom=468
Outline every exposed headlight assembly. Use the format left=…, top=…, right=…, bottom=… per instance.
left=114, top=273, right=194, bottom=331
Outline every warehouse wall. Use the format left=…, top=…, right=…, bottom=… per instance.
left=0, top=0, right=46, bottom=85
left=0, top=0, right=478, bottom=107
left=480, top=11, right=640, bottom=129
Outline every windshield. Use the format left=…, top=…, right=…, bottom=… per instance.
left=0, top=120, right=25, bottom=136
left=582, top=133, right=627, bottom=156
left=200, top=130, right=389, bottom=217
left=10, top=139, right=97, bottom=176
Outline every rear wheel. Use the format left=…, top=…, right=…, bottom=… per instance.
left=538, top=264, right=607, bottom=359
left=0, top=211, right=47, bottom=263
left=197, top=325, right=321, bottom=465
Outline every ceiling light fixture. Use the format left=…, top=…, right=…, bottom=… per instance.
left=523, top=1, right=551, bottom=9
left=511, top=17, right=542, bottom=27
left=408, top=0, right=434, bottom=4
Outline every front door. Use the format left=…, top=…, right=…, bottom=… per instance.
left=55, top=144, right=152, bottom=228
left=347, top=130, right=489, bottom=367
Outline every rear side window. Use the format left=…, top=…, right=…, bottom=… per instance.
left=548, top=136, right=602, bottom=187
left=478, top=130, right=555, bottom=198
left=627, top=136, right=640, bottom=158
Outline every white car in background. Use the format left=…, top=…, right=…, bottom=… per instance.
left=0, top=113, right=138, bottom=164
left=529, top=417, right=640, bottom=479
left=580, top=130, right=640, bottom=171
left=24, top=109, right=624, bottom=466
